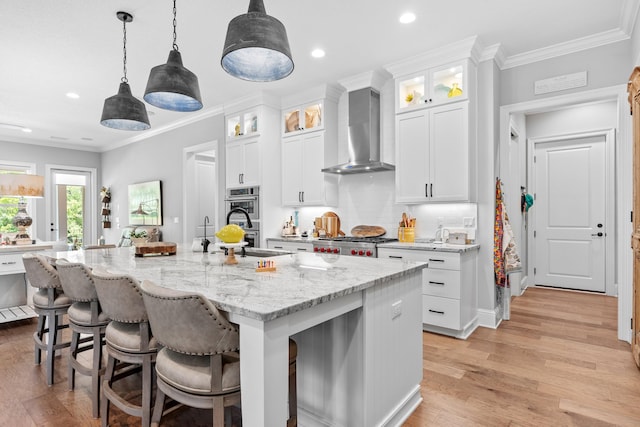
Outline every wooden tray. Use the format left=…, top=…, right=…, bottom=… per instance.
left=351, top=225, right=386, bottom=238
left=134, top=242, right=177, bottom=257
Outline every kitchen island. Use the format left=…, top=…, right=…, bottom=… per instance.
left=52, top=245, right=426, bottom=427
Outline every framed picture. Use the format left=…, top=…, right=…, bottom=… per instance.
left=128, top=180, right=162, bottom=225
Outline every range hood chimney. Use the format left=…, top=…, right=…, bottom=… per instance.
left=322, top=87, right=394, bottom=174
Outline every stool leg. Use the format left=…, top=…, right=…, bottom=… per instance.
left=69, top=329, right=79, bottom=390
left=141, top=354, right=153, bottom=427
left=151, top=385, right=166, bottom=427
left=288, top=359, right=297, bottom=427
left=46, top=313, right=59, bottom=386
left=34, top=314, right=45, bottom=365
left=101, top=354, right=116, bottom=427
left=91, top=330, right=103, bottom=419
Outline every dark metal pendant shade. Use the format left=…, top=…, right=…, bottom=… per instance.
left=144, top=50, right=203, bottom=112
left=100, top=82, right=151, bottom=131
left=221, top=0, right=294, bottom=82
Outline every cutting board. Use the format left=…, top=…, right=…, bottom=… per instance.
left=322, top=211, right=345, bottom=237
left=134, top=242, right=177, bottom=257
left=351, top=225, right=386, bottom=238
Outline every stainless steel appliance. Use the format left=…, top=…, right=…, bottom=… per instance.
left=225, top=186, right=259, bottom=221
left=312, top=236, right=397, bottom=258
left=226, top=186, right=260, bottom=247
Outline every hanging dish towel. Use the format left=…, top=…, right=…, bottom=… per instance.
left=502, top=208, right=522, bottom=274
left=494, top=179, right=506, bottom=287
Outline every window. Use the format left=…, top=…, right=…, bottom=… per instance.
left=0, top=162, right=35, bottom=236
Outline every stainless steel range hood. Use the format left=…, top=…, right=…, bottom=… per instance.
left=322, top=87, right=394, bottom=174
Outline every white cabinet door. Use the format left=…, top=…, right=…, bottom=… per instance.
left=282, top=132, right=332, bottom=206
left=396, top=110, right=430, bottom=203
left=395, top=102, right=469, bottom=203
left=299, top=132, right=325, bottom=205
left=430, top=102, right=468, bottom=202
left=282, top=136, right=304, bottom=205
left=226, top=139, right=260, bottom=188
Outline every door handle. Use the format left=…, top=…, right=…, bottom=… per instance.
left=591, top=232, right=604, bottom=237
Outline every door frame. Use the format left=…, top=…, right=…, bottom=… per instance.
left=499, top=84, right=632, bottom=343
left=44, top=164, right=98, bottom=244
left=528, top=129, right=615, bottom=294
left=182, top=140, right=220, bottom=243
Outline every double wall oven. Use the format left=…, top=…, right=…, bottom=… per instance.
left=225, top=186, right=260, bottom=247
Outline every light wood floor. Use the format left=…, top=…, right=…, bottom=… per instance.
left=0, top=287, right=638, bottom=426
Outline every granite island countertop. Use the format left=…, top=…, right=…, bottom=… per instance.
left=48, top=245, right=426, bottom=322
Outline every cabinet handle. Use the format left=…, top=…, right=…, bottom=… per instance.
left=425, top=184, right=428, bottom=198
left=428, top=309, right=445, bottom=315
left=297, top=248, right=308, bottom=252
left=428, top=281, right=445, bottom=286
left=274, top=246, right=283, bottom=249
left=430, top=183, right=433, bottom=198
left=388, top=255, right=403, bottom=259
left=1, top=261, right=17, bottom=265
left=301, top=191, right=304, bottom=203
left=428, top=258, right=445, bottom=263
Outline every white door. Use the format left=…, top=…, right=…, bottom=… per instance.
left=48, top=168, right=95, bottom=246
left=534, top=135, right=606, bottom=292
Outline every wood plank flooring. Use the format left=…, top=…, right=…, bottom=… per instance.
left=405, top=287, right=640, bottom=427
left=0, top=287, right=638, bottom=426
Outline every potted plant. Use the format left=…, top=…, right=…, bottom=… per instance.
left=130, top=229, right=148, bottom=246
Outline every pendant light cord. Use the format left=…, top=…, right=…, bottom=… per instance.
left=121, top=16, right=128, bottom=83
left=172, top=0, right=179, bottom=51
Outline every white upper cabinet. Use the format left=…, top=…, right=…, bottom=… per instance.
left=395, top=102, right=471, bottom=203
left=282, top=101, right=325, bottom=136
left=395, top=60, right=468, bottom=113
left=226, top=137, right=260, bottom=188
left=226, top=109, right=259, bottom=141
left=280, top=84, right=341, bottom=207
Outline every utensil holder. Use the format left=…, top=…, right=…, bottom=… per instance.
left=398, top=227, right=415, bottom=243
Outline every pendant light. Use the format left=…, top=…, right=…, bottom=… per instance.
left=221, top=0, right=294, bottom=82
left=100, top=11, right=150, bottom=131
left=144, top=0, right=202, bottom=112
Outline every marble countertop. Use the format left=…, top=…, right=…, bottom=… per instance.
left=0, top=242, right=53, bottom=253
left=48, top=245, right=426, bottom=322
left=266, top=236, right=316, bottom=243
left=377, top=241, right=480, bottom=253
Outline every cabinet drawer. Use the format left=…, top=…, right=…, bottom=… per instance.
left=422, top=269, right=460, bottom=299
left=422, top=295, right=460, bottom=329
left=0, top=254, right=25, bottom=275
left=425, top=251, right=459, bottom=270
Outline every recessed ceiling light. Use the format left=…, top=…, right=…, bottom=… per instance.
left=66, top=92, right=80, bottom=99
left=311, top=49, right=326, bottom=58
left=399, top=12, right=416, bottom=24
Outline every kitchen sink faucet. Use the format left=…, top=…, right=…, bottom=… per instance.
left=226, top=208, right=253, bottom=256
left=202, top=216, right=210, bottom=253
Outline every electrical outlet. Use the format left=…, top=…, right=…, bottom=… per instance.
left=463, top=217, right=475, bottom=227
left=392, top=300, right=402, bottom=319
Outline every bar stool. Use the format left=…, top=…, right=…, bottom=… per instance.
left=22, top=253, right=72, bottom=386
left=56, top=259, right=110, bottom=418
left=92, top=268, right=158, bottom=427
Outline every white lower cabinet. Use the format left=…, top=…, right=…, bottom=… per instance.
left=377, top=247, right=478, bottom=339
left=266, top=239, right=313, bottom=253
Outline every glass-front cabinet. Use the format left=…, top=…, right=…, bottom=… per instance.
left=282, top=101, right=324, bottom=136
left=226, top=109, right=259, bottom=140
left=396, top=60, right=468, bottom=112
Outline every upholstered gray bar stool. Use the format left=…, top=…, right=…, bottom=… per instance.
left=56, top=259, right=110, bottom=418
left=140, top=280, right=242, bottom=427
left=22, top=253, right=72, bottom=386
left=93, top=268, right=158, bottom=427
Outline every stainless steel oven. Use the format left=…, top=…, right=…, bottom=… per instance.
left=225, top=186, right=259, bottom=221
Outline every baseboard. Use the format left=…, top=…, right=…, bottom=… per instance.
left=423, top=317, right=479, bottom=339
left=380, top=385, right=423, bottom=427
left=477, top=307, right=501, bottom=329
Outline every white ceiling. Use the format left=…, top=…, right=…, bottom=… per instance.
left=0, top=0, right=636, bottom=153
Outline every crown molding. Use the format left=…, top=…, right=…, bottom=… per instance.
left=338, top=69, right=392, bottom=92
left=479, top=43, right=506, bottom=69
left=501, top=28, right=630, bottom=70
left=384, top=35, right=479, bottom=78
left=620, top=0, right=639, bottom=36
left=101, top=104, right=225, bottom=152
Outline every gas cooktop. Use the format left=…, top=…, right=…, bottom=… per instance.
left=317, top=236, right=397, bottom=244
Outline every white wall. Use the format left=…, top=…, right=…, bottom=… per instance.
left=526, top=101, right=618, bottom=137
left=100, top=114, right=225, bottom=245
left=0, top=140, right=101, bottom=241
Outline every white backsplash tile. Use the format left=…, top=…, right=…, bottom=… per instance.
left=284, top=172, right=477, bottom=241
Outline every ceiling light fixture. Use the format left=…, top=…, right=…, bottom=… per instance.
left=399, top=12, right=416, bottom=24
left=144, top=0, right=202, bottom=112
left=311, top=49, right=326, bottom=58
left=100, top=11, right=150, bottom=131
left=221, top=0, right=294, bottom=82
